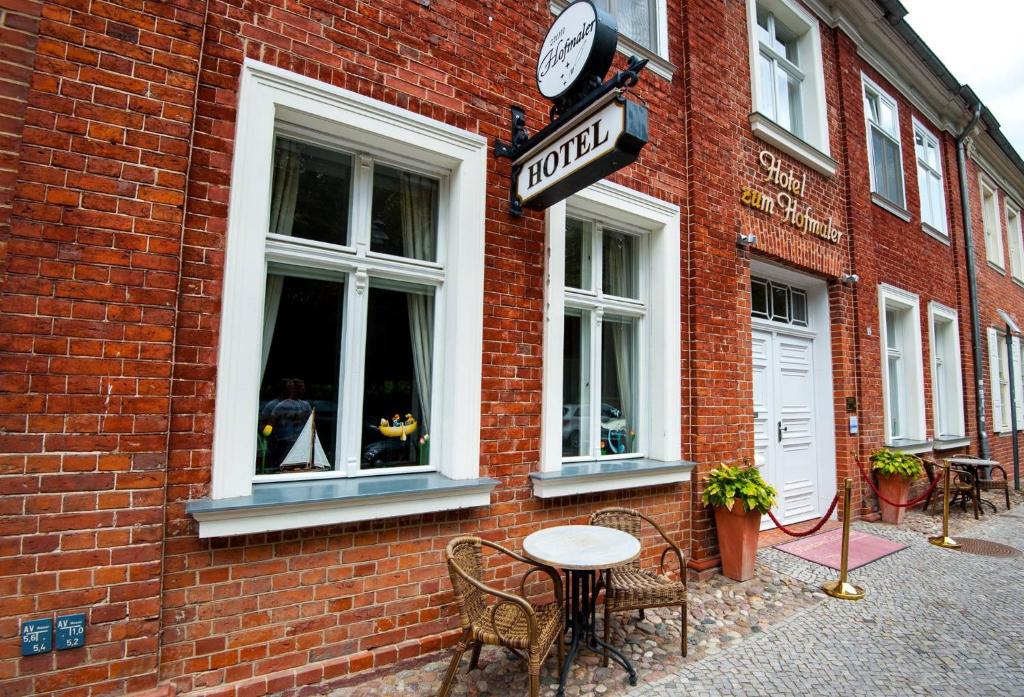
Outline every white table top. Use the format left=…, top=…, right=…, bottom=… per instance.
left=945, top=456, right=999, bottom=466
left=522, top=525, right=641, bottom=571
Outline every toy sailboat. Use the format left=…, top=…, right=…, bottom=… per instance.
left=280, top=410, right=331, bottom=471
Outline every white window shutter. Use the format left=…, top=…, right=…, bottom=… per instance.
left=988, top=328, right=1003, bottom=432
left=1013, top=336, right=1024, bottom=427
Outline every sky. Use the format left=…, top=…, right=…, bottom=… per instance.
left=901, top=0, right=1024, bottom=155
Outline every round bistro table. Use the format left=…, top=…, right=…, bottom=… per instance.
left=523, top=525, right=641, bottom=696
left=945, top=455, right=1001, bottom=514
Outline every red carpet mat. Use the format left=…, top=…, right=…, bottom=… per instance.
left=774, top=528, right=907, bottom=570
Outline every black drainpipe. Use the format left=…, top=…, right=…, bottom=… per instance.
left=957, top=101, right=987, bottom=457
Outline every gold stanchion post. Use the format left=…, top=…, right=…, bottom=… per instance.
left=929, top=460, right=961, bottom=549
left=822, top=478, right=865, bottom=601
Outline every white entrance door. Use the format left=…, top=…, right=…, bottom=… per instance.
left=752, top=328, right=820, bottom=527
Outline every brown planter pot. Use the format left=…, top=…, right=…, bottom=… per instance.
left=876, top=472, right=910, bottom=524
left=713, top=499, right=761, bottom=581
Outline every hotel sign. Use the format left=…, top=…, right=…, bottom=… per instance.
left=515, top=93, right=648, bottom=211
left=740, top=150, right=843, bottom=244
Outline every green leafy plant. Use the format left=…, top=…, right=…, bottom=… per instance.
left=701, top=462, right=777, bottom=513
left=869, top=448, right=923, bottom=479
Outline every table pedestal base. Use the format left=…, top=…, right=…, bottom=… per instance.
left=557, top=569, right=636, bottom=697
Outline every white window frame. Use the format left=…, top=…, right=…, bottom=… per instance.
left=980, top=175, right=1004, bottom=270
left=1006, top=200, right=1024, bottom=282
left=913, top=119, right=947, bottom=239
left=988, top=327, right=1023, bottom=433
left=928, top=303, right=964, bottom=439
left=862, top=74, right=907, bottom=213
left=540, top=181, right=681, bottom=482
left=746, top=0, right=834, bottom=176
left=551, top=0, right=673, bottom=80
left=211, top=60, right=487, bottom=500
left=878, top=285, right=926, bottom=444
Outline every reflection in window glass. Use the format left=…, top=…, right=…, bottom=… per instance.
left=791, top=289, right=807, bottom=326
left=601, top=318, right=637, bottom=456
left=563, top=311, right=592, bottom=457
left=271, top=137, right=351, bottom=246
left=257, top=275, right=343, bottom=475
left=566, top=218, right=592, bottom=290
left=771, top=284, right=789, bottom=322
left=370, top=164, right=439, bottom=261
left=751, top=279, right=769, bottom=318
left=602, top=229, right=638, bottom=299
left=360, top=286, right=434, bottom=470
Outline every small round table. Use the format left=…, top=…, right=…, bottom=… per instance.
left=945, top=456, right=1000, bottom=514
left=523, top=525, right=641, bottom=696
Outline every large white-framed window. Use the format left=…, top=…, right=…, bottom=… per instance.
left=745, top=0, right=833, bottom=176
left=980, top=176, right=1004, bottom=270
left=987, top=327, right=1023, bottom=433
left=211, top=60, right=487, bottom=501
left=1006, top=200, right=1023, bottom=282
left=879, top=285, right=925, bottom=443
left=551, top=0, right=672, bottom=79
left=913, top=119, right=947, bottom=237
left=863, top=75, right=906, bottom=212
left=928, top=303, right=964, bottom=439
left=537, top=181, right=682, bottom=495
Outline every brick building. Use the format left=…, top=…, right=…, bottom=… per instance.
left=1, top=0, right=1023, bottom=695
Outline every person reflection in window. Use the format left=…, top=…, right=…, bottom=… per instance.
left=260, top=378, right=312, bottom=471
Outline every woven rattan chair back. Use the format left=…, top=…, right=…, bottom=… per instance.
left=589, top=508, right=643, bottom=570
left=445, top=536, right=487, bottom=629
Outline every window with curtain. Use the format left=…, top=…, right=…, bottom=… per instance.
left=914, top=123, right=946, bottom=235
left=929, top=306, right=964, bottom=439
left=561, top=217, right=643, bottom=460
left=257, top=134, right=440, bottom=478
left=864, top=79, right=905, bottom=208
left=879, top=285, right=925, bottom=444
left=592, top=0, right=657, bottom=52
left=1008, top=204, right=1024, bottom=281
left=755, top=6, right=804, bottom=137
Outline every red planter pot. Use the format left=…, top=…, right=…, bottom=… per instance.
left=876, top=472, right=910, bottom=524
left=713, top=499, right=761, bottom=581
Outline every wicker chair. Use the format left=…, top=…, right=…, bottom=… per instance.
left=440, top=536, right=564, bottom=697
left=975, top=463, right=1012, bottom=511
left=588, top=508, right=687, bottom=664
left=921, top=459, right=978, bottom=519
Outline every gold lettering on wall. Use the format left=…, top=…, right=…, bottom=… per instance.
left=740, top=150, right=843, bottom=244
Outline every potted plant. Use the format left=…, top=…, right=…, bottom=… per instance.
left=869, top=448, right=923, bottom=524
left=702, top=462, right=777, bottom=581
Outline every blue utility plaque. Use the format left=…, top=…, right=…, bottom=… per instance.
left=55, top=614, right=86, bottom=650
left=20, top=618, right=52, bottom=656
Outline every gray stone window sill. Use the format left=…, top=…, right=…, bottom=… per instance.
left=748, top=112, right=837, bottom=177
left=932, top=436, right=970, bottom=451
left=530, top=458, right=695, bottom=499
left=885, top=438, right=932, bottom=455
left=921, top=222, right=950, bottom=245
left=187, top=473, right=498, bottom=538
left=871, top=193, right=912, bottom=222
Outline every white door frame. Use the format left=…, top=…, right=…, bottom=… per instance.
left=750, top=260, right=838, bottom=523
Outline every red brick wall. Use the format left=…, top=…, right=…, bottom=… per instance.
left=0, top=0, right=205, bottom=695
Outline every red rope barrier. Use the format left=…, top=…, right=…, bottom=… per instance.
left=766, top=493, right=840, bottom=537
left=854, top=459, right=941, bottom=508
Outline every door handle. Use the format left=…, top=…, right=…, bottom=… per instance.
left=777, top=421, right=788, bottom=442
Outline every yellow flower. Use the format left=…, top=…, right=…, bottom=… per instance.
left=261, top=424, right=273, bottom=437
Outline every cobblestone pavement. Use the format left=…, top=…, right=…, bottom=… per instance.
left=330, top=493, right=1023, bottom=697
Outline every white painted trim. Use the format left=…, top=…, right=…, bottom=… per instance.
left=878, top=284, right=926, bottom=444
left=192, top=488, right=493, bottom=538
left=750, top=260, right=837, bottom=520
left=870, top=192, right=912, bottom=222
left=746, top=0, right=831, bottom=157
left=912, top=117, right=948, bottom=236
left=748, top=113, right=838, bottom=177
left=862, top=72, right=908, bottom=211
left=212, top=60, right=487, bottom=500
left=531, top=465, right=691, bottom=498
left=1005, top=200, right=1024, bottom=282
left=541, top=180, right=681, bottom=475
left=979, top=174, right=1005, bottom=270
left=928, top=302, right=965, bottom=440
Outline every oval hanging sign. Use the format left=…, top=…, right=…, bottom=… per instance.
left=536, top=0, right=618, bottom=102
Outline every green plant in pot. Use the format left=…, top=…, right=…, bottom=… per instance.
left=702, top=462, right=777, bottom=581
left=869, top=448, right=923, bottom=525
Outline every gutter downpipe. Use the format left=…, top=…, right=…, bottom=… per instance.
left=957, top=101, right=988, bottom=457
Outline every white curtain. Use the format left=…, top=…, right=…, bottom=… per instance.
left=400, top=172, right=435, bottom=430
left=261, top=140, right=301, bottom=377
left=610, top=320, right=634, bottom=447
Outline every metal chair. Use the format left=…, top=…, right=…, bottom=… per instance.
left=921, top=459, right=978, bottom=519
left=439, top=536, right=564, bottom=697
left=588, top=508, right=688, bottom=663
left=975, top=463, right=1012, bottom=511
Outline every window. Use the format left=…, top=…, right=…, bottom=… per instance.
left=879, top=285, right=925, bottom=443
left=211, top=60, right=488, bottom=504
left=914, top=121, right=947, bottom=236
left=536, top=181, right=685, bottom=497
left=981, top=177, right=1004, bottom=269
left=987, top=327, right=1023, bottom=433
left=593, top=0, right=658, bottom=53
left=863, top=77, right=905, bottom=210
left=928, top=304, right=964, bottom=439
left=1007, top=202, right=1023, bottom=281
left=745, top=0, right=833, bottom=175
left=751, top=277, right=807, bottom=327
